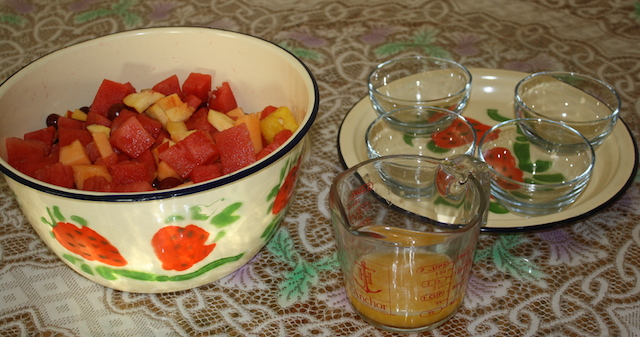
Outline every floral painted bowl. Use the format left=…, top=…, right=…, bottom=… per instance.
left=0, top=27, right=318, bottom=293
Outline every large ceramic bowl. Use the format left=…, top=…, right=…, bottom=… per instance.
left=0, top=27, right=318, bottom=293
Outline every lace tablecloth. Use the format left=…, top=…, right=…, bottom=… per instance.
left=1, top=1, right=640, bottom=336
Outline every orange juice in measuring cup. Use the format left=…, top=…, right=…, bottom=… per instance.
left=330, top=155, right=489, bottom=333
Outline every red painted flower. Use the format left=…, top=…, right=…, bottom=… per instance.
left=53, top=222, right=127, bottom=266
left=152, top=225, right=215, bottom=271
left=483, top=147, right=524, bottom=190
left=272, top=165, right=300, bottom=215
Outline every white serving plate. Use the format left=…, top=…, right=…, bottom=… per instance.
left=338, top=68, right=638, bottom=232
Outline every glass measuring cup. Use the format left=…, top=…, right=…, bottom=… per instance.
left=330, top=155, right=490, bottom=333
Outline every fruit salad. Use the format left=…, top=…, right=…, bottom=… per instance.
left=5, top=73, right=299, bottom=192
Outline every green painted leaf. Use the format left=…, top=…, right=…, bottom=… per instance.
left=532, top=160, right=552, bottom=173
left=91, top=253, right=245, bottom=282
left=427, top=140, right=451, bottom=153
left=70, top=215, right=88, bottom=226
left=96, top=266, right=117, bottom=280
left=267, top=184, right=280, bottom=201
left=41, top=216, right=52, bottom=227
left=511, top=191, right=531, bottom=199
left=210, top=202, right=242, bottom=227
left=261, top=216, right=282, bottom=239
left=81, top=264, right=94, bottom=275
left=62, top=253, right=83, bottom=264
left=487, top=109, right=510, bottom=122
left=190, top=205, right=210, bottom=221
left=165, top=215, right=185, bottom=223
left=533, top=173, right=566, bottom=183
left=489, top=201, right=509, bottom=214
left=168, top=254, right=244, bottom=281
left=514, top=142, right=533, bottom=173
left=53, top=206, right=65, bottom=222
left=403, top=134, right=415, bottom=146
left=213, top=230, right=226, bottom=242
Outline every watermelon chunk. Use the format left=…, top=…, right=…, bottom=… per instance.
left=260, top=105, right=278, bottom=120
left=82, top=175, right=113, bottom=192
left=157, top=144, right=198, bottom=179
left=110, top=109, right=138, bottom=132
left=256, top=129, right=292, bottom=161
left=86, top=111, right=112, bottom=128
left=110, top=116, right=155, bottom=158
left=90, top=79, right=135, bottom=117
left=136, top=114, right=163, bottom=139
left=114, top=181, right=155, bottom=192
left=57, top=116, right=85, bottom=130
left=179, top=130, right=219, bottom=166
left=109, top=161, right=155, bottom=185
left=6, top=137, right=47, bottom=162
left=184, top=94, right=203, bottom=110
left=208, top=82, right=237, bottom=113
left=213, top=123, right=256, bottom=174
left=152, top=75, right=182, bottom=97
left=24, top=126, right=56, bottom=154
left=185, top=107, right=216, bottom=135
left=190, top=163, right=223, bottom=184
left=58, top=128, right=93, bottom=147
left=33, top=163, right=75, bottom=188
left=182, top=73, right=211, bottom=103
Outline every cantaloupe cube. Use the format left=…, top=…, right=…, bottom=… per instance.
left=59, top=139, right=91, bottom=166
left=157, top=160, right=181, bottom=181
left=226, top=107, right=245, bottom=120
left=235, top=112, right=263, bottom=154
left=72, top=164, right=112, bottom=190
left=90, top=129, right=115, bottom=159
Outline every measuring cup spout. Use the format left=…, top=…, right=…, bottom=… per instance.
left=446, top=154, right=491, bottom=196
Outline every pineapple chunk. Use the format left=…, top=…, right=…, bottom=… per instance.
left=146, top=105, right=170, bottom=127
left=71, top=109, right=88, bottom=122
left=207, top=109, right=235, bottom=132
left=166, top=122, right=193, bottom=143
left=147, top=93, right=194, bottom=125
left=123, top=89, right=165, bottom=113
left=164, top=102, right=194, bottom=123
left=86, top=124, right=111, bottom=137
left=149, top=94, right=183, bottom=111
left=260, top=106, right=299, bottom=144
left=166, top=121, right=188, bottom=134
